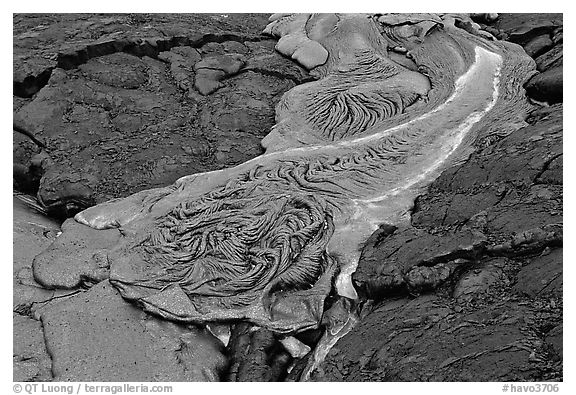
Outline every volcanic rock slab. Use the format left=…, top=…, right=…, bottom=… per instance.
left=13, top=314, right=52, bottom=382
left=525, top=66, right=562, bottom=104
left=226, top=322, right=292, bottom=381
left=13, top=14, right=272, bottom=97
left=315, top=296, right=552, bottom=381
left=33, top=219, right=121, bottom=289
left=481, top=13, right=563, bottom=104
left=13, top=197, right=60, bottom=381
left=13, top=14, right=310, bottom=215
left=38, top=281, right=227, bottom=381
left=315, top=102, right=563, bottom=382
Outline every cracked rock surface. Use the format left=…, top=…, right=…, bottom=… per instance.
left=13, top=13, right=306, bottom=382
left=476, top=13, right=563, bottom=104
left=36, top=281, right=227, bottom=381
left=306, top=16, right=562, bottom=382
left=46, top=13, right=535, bottom=338
left=311, top=104, right=563, bottom=382
left=14, top=199, right=229, bottom=383
left=13, top=197, right=59, bottom=381
left=13, top=13, right=562, bottom=382
left=13, top=13, right=310, bottom=216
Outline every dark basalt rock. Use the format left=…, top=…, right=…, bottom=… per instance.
left=315, top=296, right=558, bottom=381
left=493, top=13, right=562, bottom=46
left=226, top=323, right=292, bottom=381
left=525, top=66, right=563, bottom=104
left=13, top=314, right=52, bottom=381
left=513, top=248, right=562, bottom=298
left=523, top=34, right=553, bottom=58
left=535, top=43, right=563, bottom=72
left=318, top=102, right=563, bottom=381
left=194, top=54, right=246, bottom=95
left=545, top=325, right=563, bottom=361
left=411, top=104, right=562, bottom=231
left=33, top=219, right=120, bottom=289
left=37, top=281, right=228, bottom=381
left=12, top=14, right=272, bottom=97
left=13, top=15, right=310, bottom=218
left=13, top=197, right=60, bottom=382
left=354, top=226, right=485, bottom=300
left=482, top=14, right=563, bottom=103
left=37, top=167, right=97, bottom=219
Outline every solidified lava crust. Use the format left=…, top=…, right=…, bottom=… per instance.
left=13, top=13, right=563, bottom=382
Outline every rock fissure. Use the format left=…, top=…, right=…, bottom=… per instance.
left=533, top=153, right=562, bottom=184
left=237, top=67, right=315, bottom=85
left=15, top=31, right=269, bottom=99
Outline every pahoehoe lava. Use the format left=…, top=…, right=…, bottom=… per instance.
left=33, top=14, right=535, bottom=340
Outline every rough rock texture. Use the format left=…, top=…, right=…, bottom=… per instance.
left=13, top=14, right=310, bottom=216
left=492, top=14, right=562, bottom=46
left=13, top=197, right=60, bottom=277
left=315, top=295, right=561, bottom=381
left=13, top=196, right=75, bottom=317
left=226, top=323, right=292, bottom=381
left=13, top=14, right=273, bottom=97
left=13, top=197, right=60, bottom=381
left=37, top=281, right=228, bottom=381
left=513, top=248, right=562, bottom=298
left=479, top=13, right=563, bottom=103
left=13, top=315, right=52, bottom=382
left=13, top=13, right=309, bottom=383
left=34, top=14, right=536, bottom=342
left=525, top=66, right=562, bottom=104
left=33, top=219, right=121, bottom=289
left=313, top=102, right=563, bottom=381
left=14, top=13, right=562, bottom=382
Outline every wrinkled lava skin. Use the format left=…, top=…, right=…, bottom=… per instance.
left=34, top=14, right=535, bottom=335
